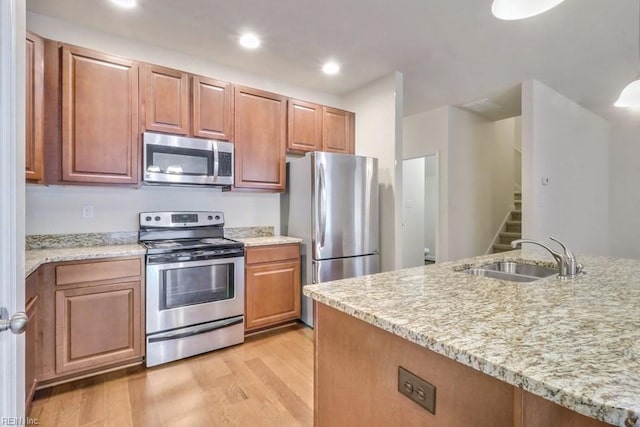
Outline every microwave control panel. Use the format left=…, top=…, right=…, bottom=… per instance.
left=218, top=152, right=232, bottom=177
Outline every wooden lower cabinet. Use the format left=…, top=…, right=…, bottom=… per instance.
left=245, top=244, right=301, bottom=332
left=35, top=256, right=145, bottom=387
left=25, top=271, right=39, bottom=413
left=315, top=303, right=611, bottom=427
left=55, top=281, right=143, bottom=374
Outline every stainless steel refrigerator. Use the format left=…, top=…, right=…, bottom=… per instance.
left=282, top=152, right=379, bottom=326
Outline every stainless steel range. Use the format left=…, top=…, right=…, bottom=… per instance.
left=139, top=211, right=244, bottom=367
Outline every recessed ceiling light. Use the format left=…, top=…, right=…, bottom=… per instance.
left=110, top=0, right=137, bottom=9
left=322, top=61, right=340, bottom=75
left=491, top=0, right=566, bottom=20
left=239, top=33, right=261, bottom=49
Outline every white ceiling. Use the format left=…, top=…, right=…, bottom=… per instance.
left=26, top=0, right=640, bottom=120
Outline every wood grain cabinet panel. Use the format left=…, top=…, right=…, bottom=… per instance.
left=143, top=64, right=189, bottom=135
left=287, top=99, right=323, bottom=153
left=246, top=260, right=300, bottom=331
left=322, top=106, right=355, bottom=154
left=55, top=281, right=143, bottom=374
left=245, top=244, right=301, bottom=332
left=61, top=45, right=139, bottom=184
left=25, top=272, right=39, bottom=413
left=192, top=76, right=233, bottom=140
left=234, top=86, right=287, bottom=191
left=25, top=32, right=44, bottom=183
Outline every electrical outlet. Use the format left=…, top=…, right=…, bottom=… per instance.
left=81, top=205, right=94, bottom=219
left=398, top=366, right=436, bottom=414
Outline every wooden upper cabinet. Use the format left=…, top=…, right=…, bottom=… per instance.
left=192, top=76, right=233, bottom=140
left=322, top=106, right=355, bottom=154
left=25, top=32, right=44, bottom=183
left=234, top=86, right=287, bottom=191
left=61, top=45, right=139, bottom=184
left=142, top=64, right=189, bottom=135
left=287, top=99, right=323, bottom=153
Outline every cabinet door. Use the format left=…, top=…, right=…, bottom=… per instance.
left=322, top=107, right=355, bottom=154
left=192, top=76, right=233, bottom=140
left=245, top=259, right=301, bottom=331
left=25, top=272, right=39, bottom=412
left=287, top=99, right=322, bottom=153
left=55, top=281, right=143, bottom=374
left=61, top=45, right=139, bottom=184
left=25, top=32, right=44, bottom=183
left=143, top=64, right=189, bottom=135
left=234, top=86, right=287, bottom=191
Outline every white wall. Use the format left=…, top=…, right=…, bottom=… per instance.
left=447, top=107, right=495, bottom=260
left=343, top=72, right=403, bottom=272
left=402, top=157, right=425, bottom=268
left=609, top=119, right=640, bottom=258
left=403, top=106, right=448, bottom=261
left=25, top=12, right=342, bottom=236
left=25, top=185, right=279, bottom=234
left=521, top=80, right=610, bottom=255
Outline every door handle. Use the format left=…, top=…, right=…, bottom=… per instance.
left=0, top=308, right=29, bottom=335
left=319, top=164, right=327, bottom=249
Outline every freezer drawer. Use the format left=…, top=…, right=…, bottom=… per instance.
left=301, top=254, right=380, bottom=326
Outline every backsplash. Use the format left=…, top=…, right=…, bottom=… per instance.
left=26, top=232, right=139, bottom=249
left=25, top=226, right=275, bottom=250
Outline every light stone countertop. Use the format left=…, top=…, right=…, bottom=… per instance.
left=234, top=236, right=303, bottom=247
left=25, top=244, right=146, bottom=277
left=303, top=250, right=640, bottom=427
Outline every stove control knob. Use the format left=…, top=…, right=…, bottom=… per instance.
left=154, top=216, right=161, bottom=221
left=208, top=215, right=213, bottom=220
left=215, top=215, right=221, bottom=220
left=145, top=216, right=152, bottom=222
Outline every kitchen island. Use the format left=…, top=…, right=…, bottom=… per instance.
left=304, top=250, right=640, bottom=427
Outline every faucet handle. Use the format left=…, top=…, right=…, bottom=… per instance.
left=549, top=236, right=574, bottom=259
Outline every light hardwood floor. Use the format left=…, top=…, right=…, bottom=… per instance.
left=29, top=324, right=314, bottom=427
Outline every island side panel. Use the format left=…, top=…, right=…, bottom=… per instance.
left=514, top=389, right=612, bottom=427
left=314, top=302, right=515, bottom=427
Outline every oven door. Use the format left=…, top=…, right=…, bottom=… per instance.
left=146, top=256, right=245, bottom=334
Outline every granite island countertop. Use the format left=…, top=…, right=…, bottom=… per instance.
left=303, top=250, right=640, bottom=427
left=26, top=244, right=146, bottom=277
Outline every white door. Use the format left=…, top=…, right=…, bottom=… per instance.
left=1, top=0, right=26, bottom=419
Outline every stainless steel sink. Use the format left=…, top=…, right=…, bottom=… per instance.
left=460, top=262, right=557, bottom=282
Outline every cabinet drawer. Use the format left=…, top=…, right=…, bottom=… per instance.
left=55, top=258, right=142, bottom=286
left=245, top=244, right=300, bottom=265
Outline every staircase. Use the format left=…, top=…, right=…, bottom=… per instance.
left=493, top=192, right=521, bottom=253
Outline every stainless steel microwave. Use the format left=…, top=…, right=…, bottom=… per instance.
left=143, top=132, right=233, bottom=187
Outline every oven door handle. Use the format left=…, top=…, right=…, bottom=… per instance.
left=148, top=316, right=244, bottom=343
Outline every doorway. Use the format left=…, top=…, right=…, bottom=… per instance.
left=402, top=154, right=438, bottom=268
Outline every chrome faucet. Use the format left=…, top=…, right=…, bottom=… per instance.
left=510, top=236, right=583, bottom=279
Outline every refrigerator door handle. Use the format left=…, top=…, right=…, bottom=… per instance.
left=319, top=163, right=327, bottom=249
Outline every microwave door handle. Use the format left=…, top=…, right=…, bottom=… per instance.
left=212, top=141, right=219, bottom=179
